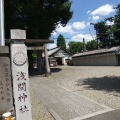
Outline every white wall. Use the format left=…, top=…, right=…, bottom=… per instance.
left=53, top=49, right=72, bottom=59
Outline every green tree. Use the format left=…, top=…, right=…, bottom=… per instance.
left=112, top=4, right=120, bottom=44
left=86, top=40, right=97, bottom=51
left=57, top=34, right=66, bottom=49
left=104, top=17, right=115, bottom=47
left=4, top=0, right=73, bottom=71
left=68, top=41, right=84, bottom=54
left=90, top=4, right=120, bottom=48
left=104, top=4, right=120, bottom=46
left=5, top=0, right=73, bottom=39
left=94, top=21, right=110, bottom=48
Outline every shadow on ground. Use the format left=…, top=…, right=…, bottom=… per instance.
left=29, top=67, right=62, bottom=77
left=29, top=68, right=45, bottom=76
left=50, top=67, right=62, bottom=73
left=77, top=76, right=120, bottom=93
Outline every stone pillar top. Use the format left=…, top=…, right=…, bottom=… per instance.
left=10, top=29, right=26, bottom=39
left=0, top=46, right=9, bottom=54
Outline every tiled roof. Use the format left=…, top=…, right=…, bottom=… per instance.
left=73, top=46, right=120, bottom=57
left=42, top=47, right=61, bottom=57
left=48, top=47, right=61, bottom=56
left=48, top=46, right=72, bottom=56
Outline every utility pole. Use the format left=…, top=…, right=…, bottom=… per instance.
left=83, top=38, right=86, bottom=51
left=0, top=0, right=5, bottom=46
left=89, top=28, right=94, bottom=40
left=90, top=23, right=99, bottom=49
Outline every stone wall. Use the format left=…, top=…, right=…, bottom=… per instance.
left=0, top=46, right=13, bottom=115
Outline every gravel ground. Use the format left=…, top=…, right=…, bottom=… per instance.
left=30, top=66, right=120, bottom=119
left=49, top=66, right=120, bottom=109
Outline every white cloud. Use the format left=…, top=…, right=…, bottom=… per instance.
left=87, top=10, right=91, bottom=14
left=72, top=21, right=87, bottom=30
left=87, top=22, right=90, bottom=26
left=51, top=31, right=57, bottom=36
left=56, top=24, right=75, bottom=34
left=106, top=21, right=114, bottom=26
left=54, top=21, right=89, bottom=35
left=92, top=16, right=100, bottom=20
left=47, top=44, right=57, bottom=49
left=91, top=4, right=115, bottom=16
left=71, top=34, right=96, bottom=42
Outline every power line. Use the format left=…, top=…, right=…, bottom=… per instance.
left=50, top=37, right=71, bottom=39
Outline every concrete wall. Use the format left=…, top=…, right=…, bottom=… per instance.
left=117, top=55, right=120, bottom=66
left=72, top=53, right=118, bottom=66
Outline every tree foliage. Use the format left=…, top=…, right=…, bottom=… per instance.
left=4, top=0, right=73, bottom=39
left=68, top=41, right=84, bottom=54
left=112, top=5, right=120, bottom=44
left=92, top=4, right=120, bottom=48
left=86, top=40, right=97, bottom=51
left=68, top=40, right=97, bottom=53
left=57, top=34, right=66, bottom=49
left=94, top=21, right=110, bottom=48
left=104, top=4, right=120, bottom=46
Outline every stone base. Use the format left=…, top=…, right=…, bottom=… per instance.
left=45, top=72, right=51, bottom=77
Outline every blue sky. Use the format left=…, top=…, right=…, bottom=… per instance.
left=48, top=0, right=120, bottom=49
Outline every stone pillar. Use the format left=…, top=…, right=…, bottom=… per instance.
left=62, top=57, right=65, bottom=65
left=10, top=30, right=32, bottom=120
left=0, top=46, right=13, bottom=115
left=44, top=43, right=50, bottom=76
left=37, top=50, right=43, bottom=74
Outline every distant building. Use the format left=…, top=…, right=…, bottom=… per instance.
left=72, top=46, right=120, bottom=66
left=47, top=47, right=72, bottom=66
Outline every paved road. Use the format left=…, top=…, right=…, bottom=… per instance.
left=84, top=109, right=120, bottom=120
left=30, top=77, right=113, bottom=120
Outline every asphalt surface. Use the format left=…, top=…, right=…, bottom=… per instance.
left=84, top=109, right=120, bottom=120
